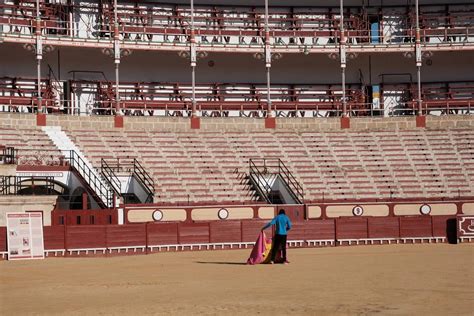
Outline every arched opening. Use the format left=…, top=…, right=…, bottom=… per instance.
left=16, top=178, right=68, bottom=196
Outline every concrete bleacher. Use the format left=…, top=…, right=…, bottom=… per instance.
left=0, top=126, right=63, bottom=165
left=63, top=127, right=474, bottom=204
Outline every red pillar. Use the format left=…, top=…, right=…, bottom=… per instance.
left=340, top=116, right=350, bottom=129
left=82, top=192, right=88, bottom=210
left=416, top=115, right=426, bottom=128
left=36, top=113, right=46, bottom=126
left=114, top=115, right=124, bottom=128
left=191, top=116, right=201, bottom=129
left=265, top=117, right=276, bottom=129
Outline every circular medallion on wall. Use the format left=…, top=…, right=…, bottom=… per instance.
left=152, top=209, right=163, bottom=221
left=352, top=205, right=364, bottom=216
left=420, top=204, right=431, bottom=215
left=218, top=208, right=229, bottom=220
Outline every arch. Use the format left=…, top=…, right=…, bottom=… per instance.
left=16, top=178, right=69, bottom=196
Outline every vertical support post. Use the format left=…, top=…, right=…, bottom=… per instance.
left=35, top=0, right=46, bottom=126
left=36, top=0, right=42, bottom=114
left=190, top=0, right=196, bottom=115
left=190, top=0, right=200, bottom=129
left=113, top=0, right=123, bottom=128
left=415, top=0, right=422, bottom=114
left=264, top=0, right=275, bottom=128
left=415, top=0, right=425, bottom=127
left=114, top=0, right=120, bottom=115
left=339, top=0, right=350, bottom=129
left=340, top=0, right=346, bottom=117
left=265, top=0, right=272, bottom=118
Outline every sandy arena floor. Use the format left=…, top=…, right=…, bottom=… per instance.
left=1, top=243, right=473, bottom=315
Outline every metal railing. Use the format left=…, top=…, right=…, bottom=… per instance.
left=249, top=158, right=304, bottom=204
left=0, top=176, right=55, bottom=195
left=133, top=158, right=155, bottom=203
left=0, top=97, right=472, bottom=117
left=277, top=159, right=304, bottom=204
left=100, top=158, right=121, bottom=195
left=100, top=157, right=155, bottom=203
left=1, top=4, right=473, bottom=47
left=64, top=150, right=114, bottom=208
left=249, top=159, right=276, bottom=204
left=0, top=146, right=17, bottom=165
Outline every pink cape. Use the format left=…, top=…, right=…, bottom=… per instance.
left=246, top=231, right=273, bottom=265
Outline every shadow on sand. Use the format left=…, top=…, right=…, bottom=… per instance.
left=195, top=261, right=247, bottom=265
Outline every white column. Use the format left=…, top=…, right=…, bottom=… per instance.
left=114, top=0, right=120, bottom=114
left=415, top=0, right=422, bottom=115
left=340, top=0, right=347, bottom=117
left=190, top=0, right=197, bottom=117
left=265, top=0, right=273, bottom=118
left=36, top=0, right=43, bottom=113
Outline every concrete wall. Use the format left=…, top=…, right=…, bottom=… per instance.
left=0, top=196, right=57, bottom=226
left=0, top=113, right=473, bottom=132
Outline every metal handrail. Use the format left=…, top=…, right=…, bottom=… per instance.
left=249, top=158, right=304, bottom=204
left=133, top=158, right=155, bottom=202
left=100, top=158, right=121, bottom=194
left=65, top=150, right=114, bottom=208
left=278, top=159, right=304, bottom=204
left=0, top=176, right=55, bottom=195
left=249, top=159, right=274, bottom=203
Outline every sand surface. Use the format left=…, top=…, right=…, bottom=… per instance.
left=1, top=243, right=473, bottom=315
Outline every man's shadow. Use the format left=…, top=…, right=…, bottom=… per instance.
left=195, top=261, right=247, bottom=265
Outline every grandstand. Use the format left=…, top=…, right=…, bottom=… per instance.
left=0, top=0, right=473, bottom=258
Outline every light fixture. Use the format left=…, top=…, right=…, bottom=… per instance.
left=178, top=50, right=208, bottom=59
left=347, top=52, right=358, bottom=60
left=253, top=52, right=283, bottom=61
left=303, top=46, right=310, bottom=55
left=402, top=51, right=414, bottom=59
left=403, top=50, right=433, bottom=60
left=102, top=48, right=132, bottom=58
left=23, top=43, right=54, bottom=54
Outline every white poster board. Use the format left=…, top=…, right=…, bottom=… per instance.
left=6, top=213, right=45, bottom=260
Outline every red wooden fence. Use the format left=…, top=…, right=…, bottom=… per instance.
left=0, top=215, right=464, bottom=257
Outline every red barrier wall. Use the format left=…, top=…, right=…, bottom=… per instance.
left=400, top=216, right=432, bottom=237
left=106, top=224, right=146, bottom=247
left=52, top=210, right=118, bottom=226
left=179, top=223, right=210, bottom=244
left=368, top=217, right=400, bottom=239
left=210, top=221, right=242, bottom=243
left=2, top=214, right=462, bottom=258
left=66, top=226, right=107, bottom=249
left=0, top=227, right=6, bottom=252
left=336, top=218, right=368, bottom=239
left=304, top=220, right=336, bottom=240
left=281, top=205, right=305, bottom=222
left=43, top=226, right=65, bottom=250
left=288, top=221, right=306, bottom=240
left=431, top=216, right=456, bottom=238
left=241, top=220, right=269, bottom=242
left=147, top=223, right=179, bottom=245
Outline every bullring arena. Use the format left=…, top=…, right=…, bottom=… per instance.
left=0, top=0, right=473, bottom=314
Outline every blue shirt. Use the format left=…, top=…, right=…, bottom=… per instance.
left=263, top=214, right=292, bottom=235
